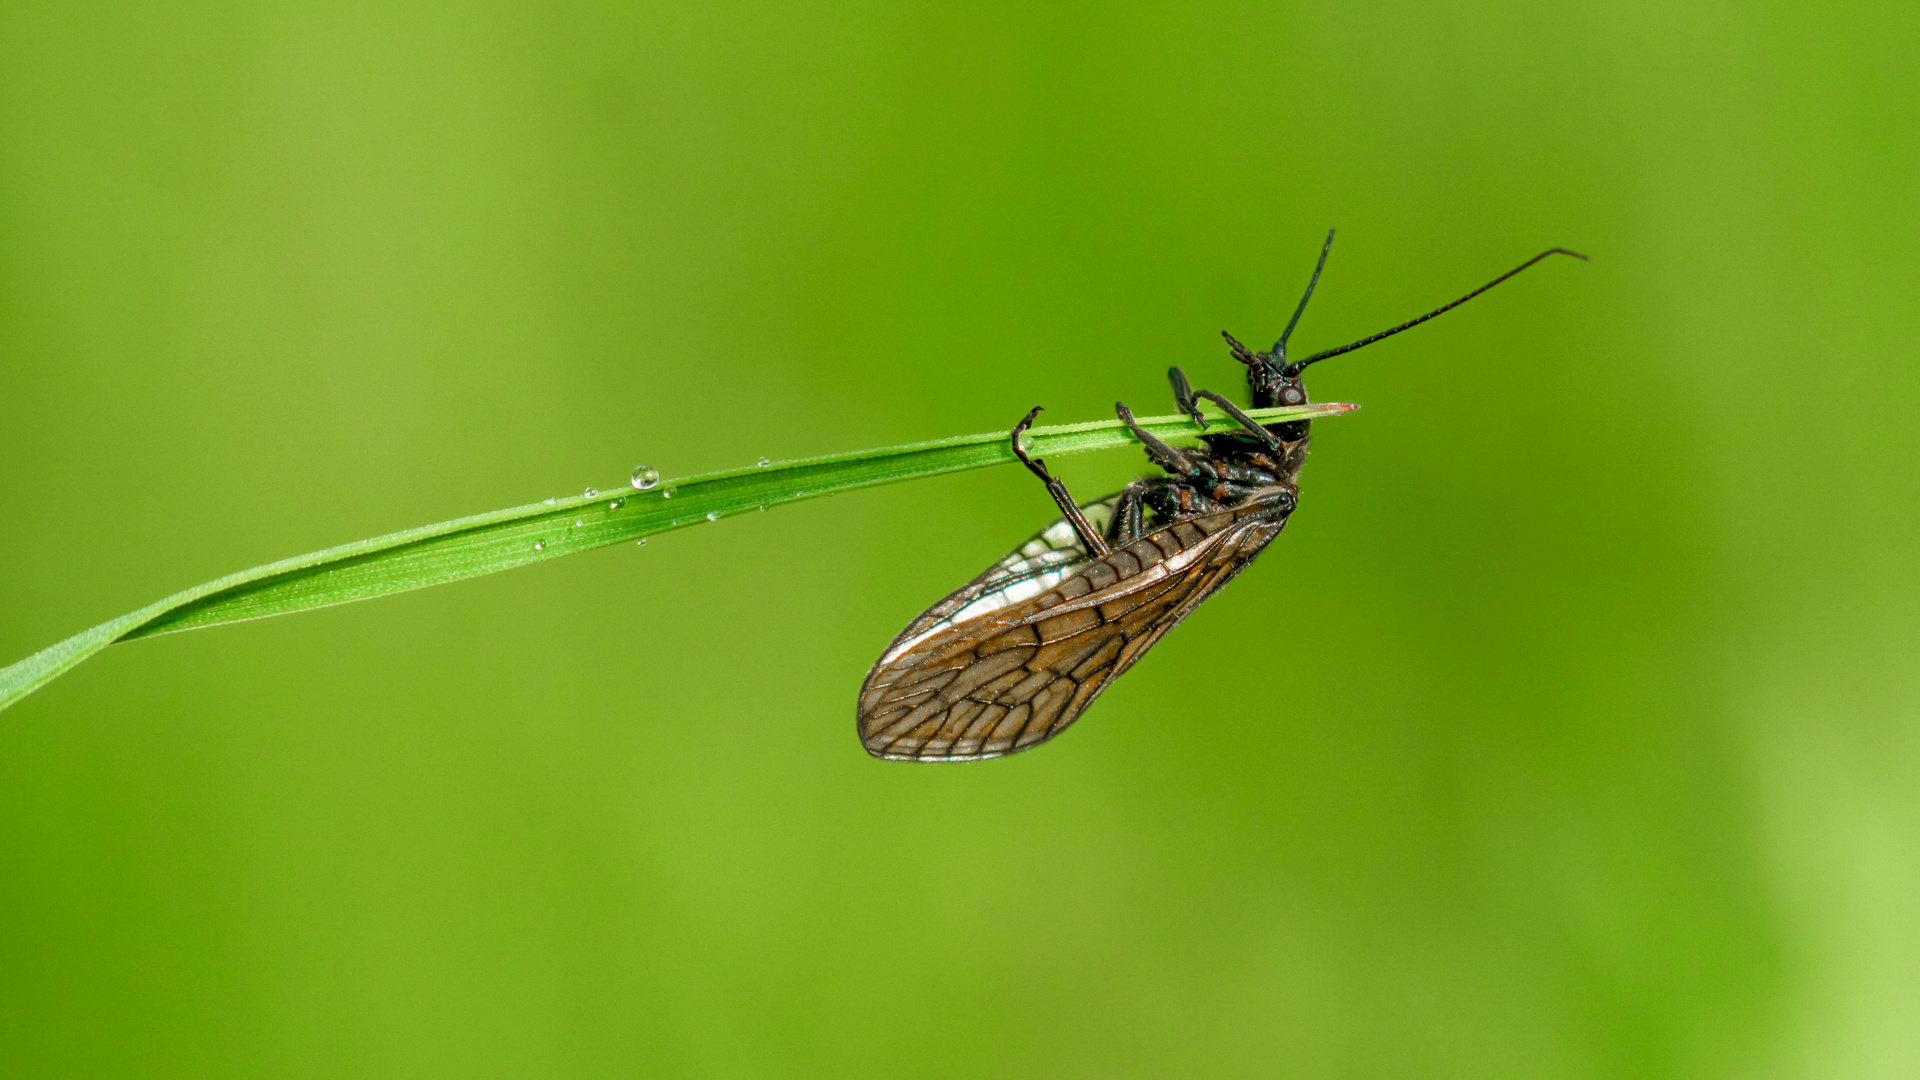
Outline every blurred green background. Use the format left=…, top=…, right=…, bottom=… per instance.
left=2, top=0, right=1915, bottom=1076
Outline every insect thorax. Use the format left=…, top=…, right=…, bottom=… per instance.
left=1128, top=423, right=1306, bottom=529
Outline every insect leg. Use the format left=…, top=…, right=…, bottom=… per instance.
left=1167, top=367, right=1208, bottom=429
left=1104, top=480, right=1150, bottom=547
left=1201, top=481, right=1272, bottom=503
left=1115, top=401, right=1201, bottom=477
left=1191, top=390, right=1288, bottom=455
left=1011, top=407, right=1113, bottom=558
left=1185, top=489, right=1225, bottom=514
left=1147, top=479, right=1221, bottom=520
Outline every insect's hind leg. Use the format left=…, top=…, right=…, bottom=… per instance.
left=1011, top=407, right=1112, bottom=558
left=1104, top=480, right=1150, bottom=548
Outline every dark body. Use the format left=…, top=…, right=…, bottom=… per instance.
left=856, top=233, right=1584, bottom=761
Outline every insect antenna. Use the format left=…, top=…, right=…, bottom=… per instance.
left=1275, top=228, right=1337, bottom=355
left=1221, top=228, right=1339, bottom=368
left=1281, top=247, right=1588, bottom=376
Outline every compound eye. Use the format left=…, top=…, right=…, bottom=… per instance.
left=1280, top=385, right=1305, bottom=405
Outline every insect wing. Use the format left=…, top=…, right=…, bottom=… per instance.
left=858, top=504, right=1289, bottom=761
left=877, top=494, right=1118, bottom=663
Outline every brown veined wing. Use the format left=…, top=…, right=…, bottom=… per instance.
left=878, top=494, right=1121, bottom=661
left=857, top=492, right=1294, bottom=761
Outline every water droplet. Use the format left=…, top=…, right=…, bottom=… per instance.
left=756, top=456, right=771, bottom=467
left=635, top=537, right=647, bottom=547
left=757, top=504, right=767, bottom=512
left=608, top=498, right=624, bottom=510
left=669, top=518, right=679, bottom=526
left=533, top=540, right=545, bottom=551
left=542, top=497, right=556, bottom=506
left=574, top=518, right=584, bottom=527
left=706, top=511, right=720, bottom=522
left=662, top=487, right=675, bottom=499
left=630, top=466, right=659, bottom=490
left=584, top=487, right=600, bottom=499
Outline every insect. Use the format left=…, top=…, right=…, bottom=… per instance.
left=857, top=231, right=1585, bottom=761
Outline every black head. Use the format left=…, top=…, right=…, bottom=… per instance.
left=1223, top=230, right=1588, bottom=411
left=1221, top=332, right=1310, bottom=408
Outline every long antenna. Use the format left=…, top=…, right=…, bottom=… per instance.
left=1282, top=247, right=1587, bottom=376
left=1275, top=228, right=1337, bottom=354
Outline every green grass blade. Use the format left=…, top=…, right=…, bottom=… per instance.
left=1, top=402, right=1352, bottom=713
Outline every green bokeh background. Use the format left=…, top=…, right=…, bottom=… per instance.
left=3, top=1, right=1915, bottom=1076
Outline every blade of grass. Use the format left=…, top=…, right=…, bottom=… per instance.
left=1, top=402, right=1353, bottom=712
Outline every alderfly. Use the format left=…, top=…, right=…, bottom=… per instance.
left=857, top=232, right=1585, bottom=760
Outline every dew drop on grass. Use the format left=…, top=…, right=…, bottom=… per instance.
left=533, top=541, right=545, bottom=551
left=631, top=466, right=659, bottom=490
left=662, top=487, right=675, bottom=499
left=609, top=498, right=624, bottom=510
left=756, top=456, right=770, bottom=467
left=583, top=487, right=598, bottom=499
left=635, top=537, right=647, bottom=547
left=574, top=519, right=584, bottom=527
left=706, top=511, right=720, bottom=522
left=542, top=497, right=557, bottom=506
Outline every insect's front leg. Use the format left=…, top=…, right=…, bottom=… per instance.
left=1190, top=389, right=1288, bottom=456
left=1167, top=367, right=1207, bottom=429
